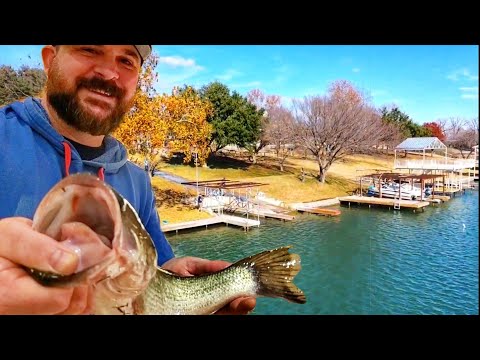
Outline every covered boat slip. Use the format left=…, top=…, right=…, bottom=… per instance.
left=393, top=137, right=477, bottom=189
left=358, top=172, right=448, bottom=201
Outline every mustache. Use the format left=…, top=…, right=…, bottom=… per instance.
left=76, top=77, right=125, bottom=99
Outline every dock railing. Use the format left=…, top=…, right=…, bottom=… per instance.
left=394, top=158, right=476, bottom=170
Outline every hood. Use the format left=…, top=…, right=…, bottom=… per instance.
left=11, top=97, right=128, bottom=174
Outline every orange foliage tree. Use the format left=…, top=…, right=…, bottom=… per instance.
left=159, top=86, right=213, bottom=165
left=114, top=54, right=212, bottom=167
left=114, top=52, right=168, bottom=162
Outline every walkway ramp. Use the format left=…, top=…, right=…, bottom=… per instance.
left=162, top=214, right=260, bottom=233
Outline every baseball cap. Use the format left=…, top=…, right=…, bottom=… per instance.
left=134, top=45, right=152, bottom=63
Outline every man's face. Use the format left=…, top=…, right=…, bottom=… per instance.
left=44, top=45, right=141, bottom=136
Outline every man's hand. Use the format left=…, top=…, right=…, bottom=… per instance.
left=0, top=217, right=94, bottom=314
left=162, top=256, right=257, bottom=315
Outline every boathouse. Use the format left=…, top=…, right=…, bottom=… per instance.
left=394, top=137, right=476, bottom=190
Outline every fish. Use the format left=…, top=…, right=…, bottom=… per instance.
left=28, top=173, right=307, bottom=314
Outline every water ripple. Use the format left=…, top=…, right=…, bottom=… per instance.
left=166, top=191, right=479, bottom=315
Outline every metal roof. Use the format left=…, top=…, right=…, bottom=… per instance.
left=395, top=137, right=447, bottom=151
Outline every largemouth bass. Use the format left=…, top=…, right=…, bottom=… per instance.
left=28, top=173, right=306, bottom=314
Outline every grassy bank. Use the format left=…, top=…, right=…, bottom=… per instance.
left=147, top=152, right=395, bottom=223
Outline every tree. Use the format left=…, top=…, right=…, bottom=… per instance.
left=293, top=80, right=385, bottom=183
left=114, top=52, right=168, bottom=167
left=265, top=106, right=297, bottom=171
left=423, top=122, right=446, bottom=141
left=246, top=89, right=282, bottom=163
left=114, top=55, right=213, bottom=170
left=159, top=85, right=213, bottom=165
left=445, top=117, right=479, bottom=158
left=0, top=65, right=46, bottom=106
left=199, top=82, right=263, bottom=153
left=380, top=105, right=432, bottom=139
left=408, top=122, right=432, bottom=137
left=376, top=120, right=403, bottom=154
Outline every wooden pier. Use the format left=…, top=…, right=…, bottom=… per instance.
left=162, top=214, right=260, bottom=234
left=233, top=208, right=295, bottom=221
left=427, top=195, right=450, bottom=202
left=296, top=207, right=341, bottom=217
left=432, top=187, right=462, bottom=196
left=337, top=195, right=430, bottom=211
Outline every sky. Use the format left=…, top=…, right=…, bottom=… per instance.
left=1, top=45, right=478, bottom=124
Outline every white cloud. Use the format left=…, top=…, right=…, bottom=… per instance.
left=461, top=93, right=478, bottom=100
left=159, top=56, right=203, bottom=70
left=447, top=68, right=478, bottom=81
left=459, top=86, right=478, bottom=92
left=352, top=68, right=360, bottom=73
left=459, top=86, right=478, bottom=100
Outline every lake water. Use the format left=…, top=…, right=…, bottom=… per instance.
left=165, top=190, right=479, bottom=315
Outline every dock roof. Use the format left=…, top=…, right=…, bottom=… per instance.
left=395, top=137, right=447, bottom=151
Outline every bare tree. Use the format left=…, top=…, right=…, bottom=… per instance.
left=444, top=117, right=479, bottom=158
left=444, top=117, right=466, bottom=142
left=436, top=118, right=449, bottom=137
left=246, top=89, right=282, bottom=163
left=376, top=121, right=404, bottom=154
left=265, top=106, right=297, bottom=171
left=455, top=117, right=479, bottom=158
left=292, top=80, right=385, bottom=183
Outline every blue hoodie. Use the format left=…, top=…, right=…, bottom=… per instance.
left=0, top=97, right=175, bottom=266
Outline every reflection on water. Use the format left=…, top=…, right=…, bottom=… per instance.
left=165, top=191, right=479, bottom=315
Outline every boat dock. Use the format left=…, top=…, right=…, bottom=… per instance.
left=162, top=214, right=260, bottom=234
left=432, top=187, right=463, bottom=196
left=427, top=194, right=450, bottom=202
left=337, top=195, right=430, bottom=211
left=296, top=207, right=341, bottom=216
left=233, top=207, right=295, bottom=221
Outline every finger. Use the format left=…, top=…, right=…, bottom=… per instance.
left=0, top=258, right=75, bottom=315
left=215, top=297, right=257, bottom=315
left=11, top=218, right=34, bottom=226
left=80, top=286, right=96, bottom=315
left=56, top=285, right=90, bottom=315
left=189, top=259, right=231, bottom=275
left=0, top=217, right=79, bottom=275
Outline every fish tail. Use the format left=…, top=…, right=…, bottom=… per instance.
left=235, top=246, right=306, bottom=304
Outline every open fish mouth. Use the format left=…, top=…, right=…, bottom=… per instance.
left=36, top=184, right=115, bottom=248
left=29, top=174, right=139, bottom=285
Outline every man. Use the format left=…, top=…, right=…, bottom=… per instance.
left=0, top=45, right=256, bottom=315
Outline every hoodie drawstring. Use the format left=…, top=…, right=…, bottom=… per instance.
left=62, top=141, right=104, bottom=181
left=63, top=141, right=71, bottom=177
left=97, top=167, right=104, bottom=181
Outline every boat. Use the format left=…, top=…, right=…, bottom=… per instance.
left=367, top=182, right=422, bottom=201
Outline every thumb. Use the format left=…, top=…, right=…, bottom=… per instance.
left=0, top=217, right=79, bottom=275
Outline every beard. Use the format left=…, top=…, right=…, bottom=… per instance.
left=46, top=62, right=134, bottom=136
